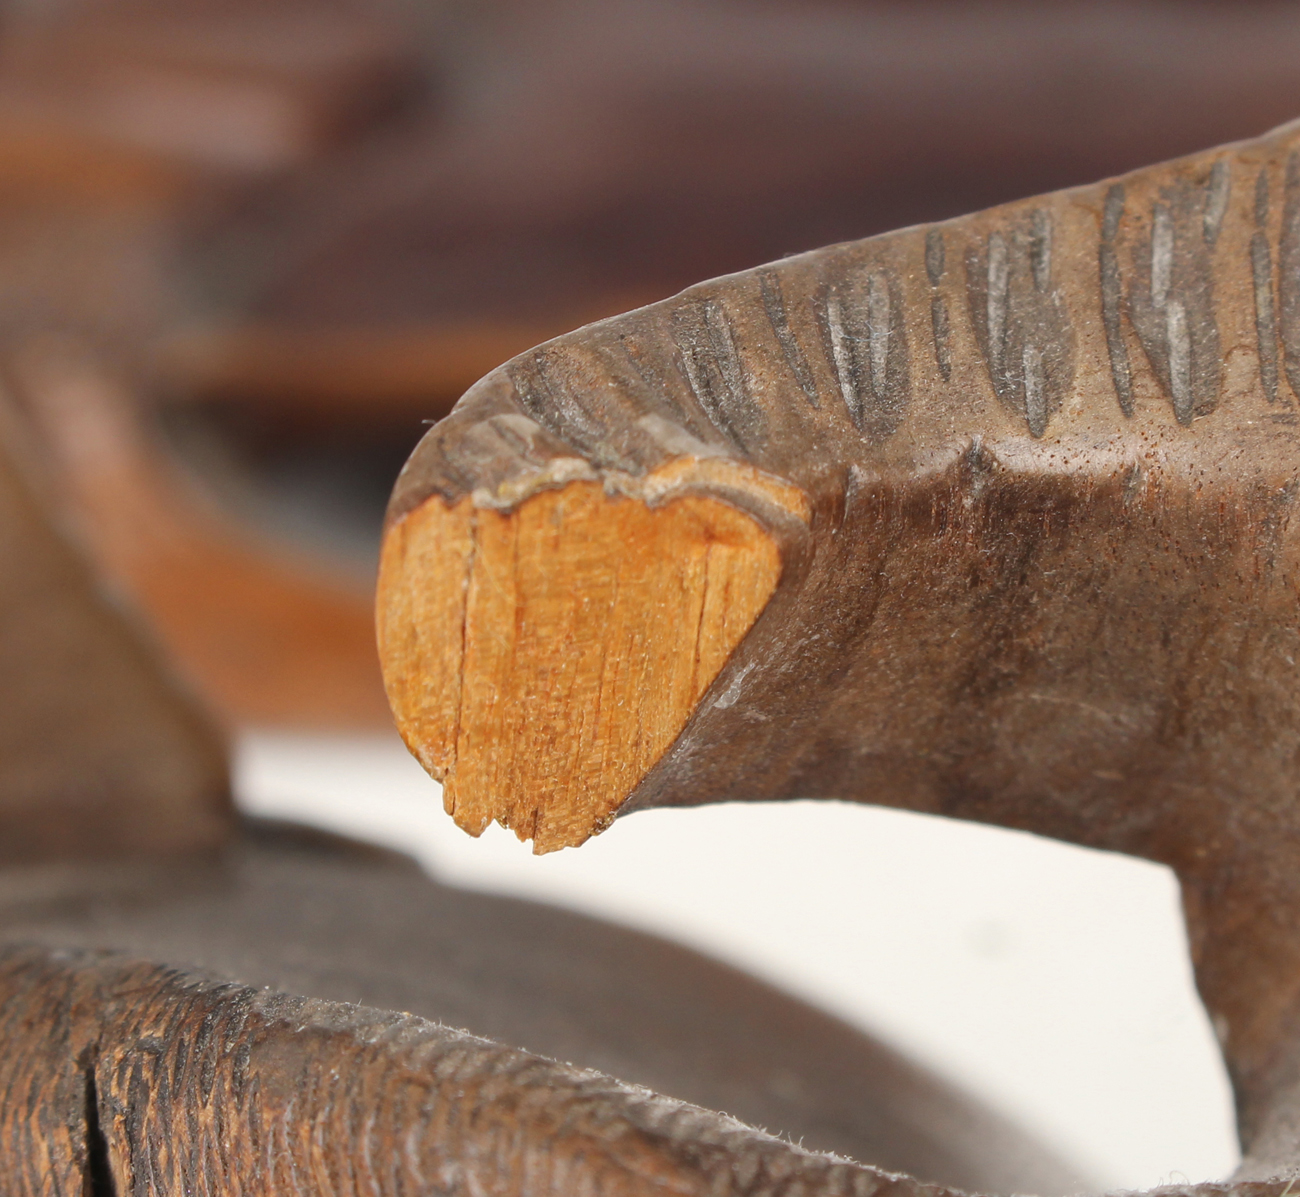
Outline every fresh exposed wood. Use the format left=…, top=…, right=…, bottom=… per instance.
left=0, top=382, right=231, bottom=863
left=382, top=115, right=1300, bottom=1183
left=379, top=466, right=800, bottom=851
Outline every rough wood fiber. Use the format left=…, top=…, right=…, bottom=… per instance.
left=379, top=474, right=788, bottom=850
left=381, top=116, right=1300, bottom=1182
left=0, top=940, right=1290, bottom=1196
left=0, top=943, right=974, bottom=1197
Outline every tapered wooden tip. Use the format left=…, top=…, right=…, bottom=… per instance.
left=377, top=477, right=783, bottom=851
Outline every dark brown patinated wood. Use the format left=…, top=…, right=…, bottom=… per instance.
left=0, top=943, right=1021, bottom=1197
left=382, top=116, right=1300, bottom=1185
left=0, top=822, right=1087, bottom=1196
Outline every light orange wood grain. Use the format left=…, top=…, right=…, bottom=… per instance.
left=379, top=481, right=782, bottom=851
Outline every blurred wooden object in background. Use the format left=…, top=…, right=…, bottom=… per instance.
left=0, top=0, right=421, bottom=726
left=6, top=341, right=389, bottom=726
left=178, top=0, right=1300, bottom=417
left=0, top=381, right=230, bottom=863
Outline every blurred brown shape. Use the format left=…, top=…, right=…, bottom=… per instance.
left=155, top=299, right=653, bottom=426
left=0, top=382, right=230, bottom=863
left=7, top=341, right=388, bottom=728
left=198, top=0, right=1300, bottom=412
left=0, top=0, right=419, bottom=727
left=0, top=0, right=416, bottom=182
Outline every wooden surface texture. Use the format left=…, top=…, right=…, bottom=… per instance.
left=379, top=477, right=786, bottom=849
left=0, top=943, right=989, bottom=1196
left=0, top=824, right=1089, bottom=1196
left=382, top=116, right=1300, bottom=1184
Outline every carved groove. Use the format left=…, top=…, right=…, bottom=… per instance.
left=758, top=269, right=819, bottom=406
left=925, top=230, right=952, bottom=381
left=1022, top=344, right=1045, bottom=435
left=1167, top=301, right=1192, bottom=423
left=1100, top=185, right=1134, bottom=416
left=1280, top=152, right=1300, bottom=403
left=672, top=299, right=766, bottom=451
left=1204, top=158, right=1231, bottom=246
left=817, top=266, right=910, bottom=441
left=930, top=297, right=952, bottom=382
left=986, top=233, right=1008, bottom=363
left=966, top=210, right=1074, bottom=436
left=925, top=229, right=945, bottom=287
left=824, top=292, right=857, bottom=422
left=508, top=353, right=617, bottom=465
left=1253, top=169, right=1280, bottom=404
left=1127, top=180, right=1222, bottom=425
left=1030, top=209, right=1052, bottom=291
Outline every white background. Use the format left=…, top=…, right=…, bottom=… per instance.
left=235, top=730, right=1239, bottom=1193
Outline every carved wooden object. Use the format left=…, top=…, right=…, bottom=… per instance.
left=0, top=323, right=1074, bottom=1192
left=9, top=0, right=1300, bottom=729
left=380, top=117, right=1300, bottom=1186
left=18, top=8, right=1300, bottom=1191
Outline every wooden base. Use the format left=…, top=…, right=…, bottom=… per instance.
left=0, top=821, right=1087, bottom=1196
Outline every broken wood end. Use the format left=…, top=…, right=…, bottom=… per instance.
left=377, top=478, right=781, bottom=851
